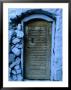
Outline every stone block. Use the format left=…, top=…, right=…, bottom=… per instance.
left=17, top=24, right=21, bottom=30
left=12, top=38, right=20, bottom=44
left=14, top=65, right=20, bottom=70
left=12, top=70, right=16, bottom=74
left=16, top=69, right=21, bottom=74
left=17, top=74, right=23, bottom=80
left=9, top=53, right=15, bottom=63
left=12, top=47, right=20, bottom=56
left=15, top=44, right=22, bottom=48
left=10, top=57, right=21, bottom=68
left=12, top=75, right=17, bottom=80
left=15, top=30, right=24, bottom=38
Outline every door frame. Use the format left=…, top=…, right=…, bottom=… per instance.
left=21, top=10, right=56, bottom=80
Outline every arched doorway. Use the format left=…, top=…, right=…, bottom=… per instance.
left=21, top=9, right=56, bottom=80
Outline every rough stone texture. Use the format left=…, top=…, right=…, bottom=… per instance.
left=12, top=70, right=16, bottom=74
left=15, top=44, right=22, bottom=49
left=8, top=9, right=62, bottom=81
left=16, top=69, right=21, bottom=74
left=12, top=47, right=21, bottom=56
left=10, top=57, right=21, bottom=68
left=9, top=54, right=15, bottom=63
left=12, top=38, right=20, bottom=44
left=12, top=75, right=17, bottom=80
left=17, top=74, right=23, bottom=81
left=14, top=65, right=20, bottom=70
left=15, top=30, right=24, bottom=38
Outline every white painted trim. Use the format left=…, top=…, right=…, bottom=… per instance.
left=50, top=21, right=56, bottom=80
left=21, top=14, right=55, bottom=80
left=23, top=14, right=54, bottom=22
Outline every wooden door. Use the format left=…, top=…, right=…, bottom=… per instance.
left=24, top=20, right=52, bottom=80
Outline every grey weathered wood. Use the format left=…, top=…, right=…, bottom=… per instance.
left=25, top=20, right=52, bottom=80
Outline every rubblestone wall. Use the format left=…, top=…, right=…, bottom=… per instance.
left=8, top=9, right=62, bottom=81
left=9, top=24, right=24, bottom=81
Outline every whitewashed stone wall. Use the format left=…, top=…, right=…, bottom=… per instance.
left=8, top=9, right=62, bottom=81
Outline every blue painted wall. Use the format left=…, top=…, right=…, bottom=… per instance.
left=8, top=9, right=62, bottom=81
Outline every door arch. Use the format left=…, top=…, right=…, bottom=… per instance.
left=21, top=9, right=56, bottom=80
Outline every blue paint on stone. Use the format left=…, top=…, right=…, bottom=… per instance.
left=12, top=38, right=20, bottom=44
left=15, top=30, right=24, bottom=38
left=14, top=65, right=20, bottom=70
left=9, top=53, right=15, bottom=63
left=8, top=8, right=62, bottom=81
left=12, top=47, right=21, bottom=56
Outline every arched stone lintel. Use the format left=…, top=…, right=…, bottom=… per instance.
left=22, top=14, right=54, bottom=23
left=22, top=9, right=56, bottom=21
